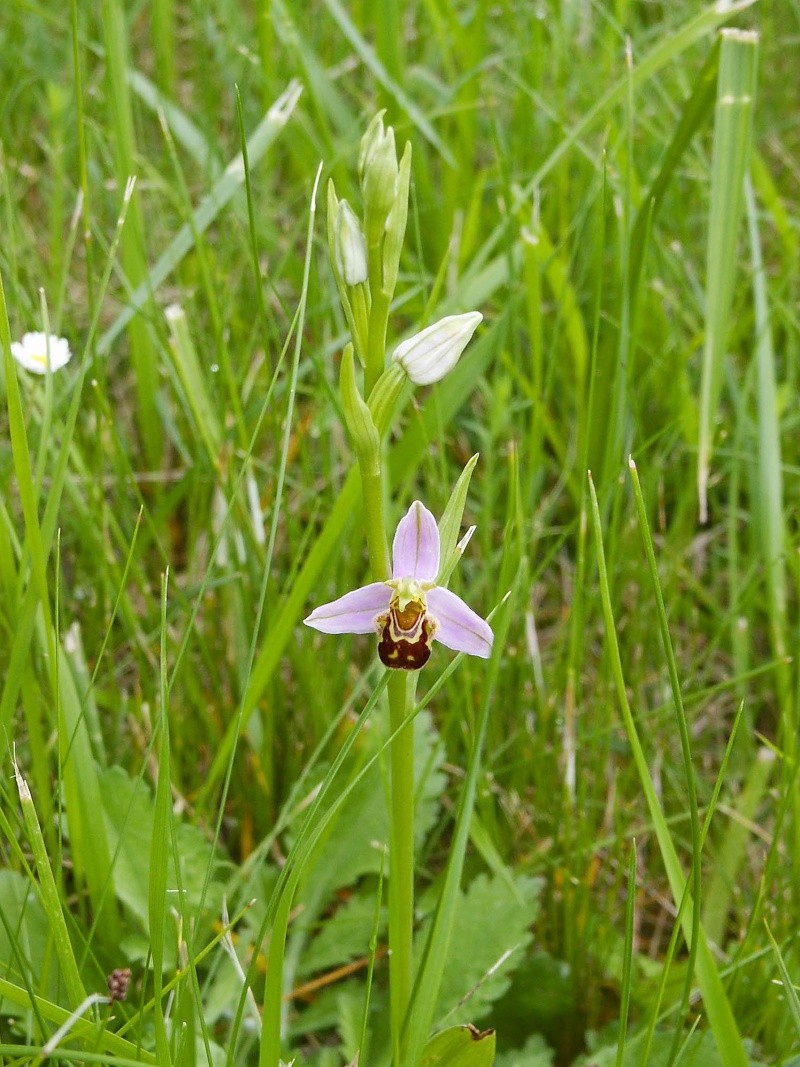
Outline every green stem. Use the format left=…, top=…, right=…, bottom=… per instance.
left=387, top=670, right=416, bottom=1064
left=362, top=466, right=391, bottom=580
left=359, top=203, right=415, bottom=1063
left=360, top=447, right=415, bottom=1066
left=365, top=241, right=390, bottom=398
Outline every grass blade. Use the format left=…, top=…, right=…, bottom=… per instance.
left=321, top=0, right=455, bottom=165
left=628, top=459, right=703, bottom=1063
left=744, top=174, right=790, bottom=705
left=96, top=80, right=303, bottom=358
left=764, top=922, right=800, bottom=1037
left=628, top=39, right=720, bottom=301
left=149, top=570, right=174, bottom=1065
left=13, top=758, right=86, bottom=1009
left=616, top=841, right=637, bottom=1067
left=588, top=472, right=749, bottom=1067
left=403, top=566, right=521, bottom=1067
left=697, top=28, right=758, bottom=521
left=100, top=0, right=162, bottom=466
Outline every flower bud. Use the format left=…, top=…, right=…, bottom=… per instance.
left=327, top=181, right=369, bottom=364
left=340, top=343, right=380, bottom=474
left=359, top=112, right=399, bottom=244
left=391, top=312, right=482, bottom=386
left=381, top=142, right=412, bottom=299
left=334, top=200, right=368, bottom=286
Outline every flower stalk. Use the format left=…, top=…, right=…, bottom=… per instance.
left=355, top=117, right=417, bottom=1044
left=309, top=112, right=488, bottom=1066
left=386, top=669, right=417, bottom=1059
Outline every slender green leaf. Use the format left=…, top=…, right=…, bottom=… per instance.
left=697, top=29, right=759, bottom=520
left=13, top=760, right=86, bottom=1008
left=588, top=473, right=749, bottom=1067
left=96, top=80, right=303, bottom=357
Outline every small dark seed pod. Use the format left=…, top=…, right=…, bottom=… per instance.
left=107, top=968, right=132, bottom=1002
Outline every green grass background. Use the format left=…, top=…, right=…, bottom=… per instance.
left=1, top=0, right=799, bottom=1064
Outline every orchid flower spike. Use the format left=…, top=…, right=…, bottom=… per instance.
left=304, top=501, right=493, bottom=669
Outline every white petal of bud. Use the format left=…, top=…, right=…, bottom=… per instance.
left=391, top=312, right=482, bottom=386
left=335, top=201, right=368, bottom=286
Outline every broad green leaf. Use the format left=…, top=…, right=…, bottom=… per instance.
left=422, top=1024, right=496, bottom=1067
left=57, top=642, right=121, bottom=946
left=494, top=1034, right=554, bottom=1067
left=300, top=710, right=446, bottom=901
left=100, top=766, right=225, bottom=966
left=298, top=892, right=385, bottom=979
left=0, top=870, right=58, bottom=1013
left=426, top=874, right=542, bottom=1024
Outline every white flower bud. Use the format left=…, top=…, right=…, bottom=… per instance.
left=391, top=312, right=482, bottom=386
left=335, top=201, right=368, bottom=286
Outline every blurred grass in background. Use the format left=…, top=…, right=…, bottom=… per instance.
left=1, top=0, right=799, bottom=1063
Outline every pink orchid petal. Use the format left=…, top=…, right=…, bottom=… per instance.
left=426, top=586, right=493, bottom=659
left=304, top=582, right=391, bottom=634
left=392, top=501, right=440, bottom=581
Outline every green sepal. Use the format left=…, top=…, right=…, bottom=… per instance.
left=421, top=1025, right=496, bottom=1067
left=437, top=453, right=480, bottom=585
left=349, top=284, right=370, bottom=367
left=340, top=343, right=380, bottom=475
left=326, top=177, right=339, bottom=259
left=368, top=361, right=409, bottom=436
left=382, top=141, right=412, bottom=299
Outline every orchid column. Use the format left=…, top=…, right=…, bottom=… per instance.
left=311, top=114, right=489, bottom=1063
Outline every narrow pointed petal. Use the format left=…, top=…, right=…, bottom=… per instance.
left=426, top=586, right=493, bottom=658
left=304, top=582, right=391, bottom=634
left=392, top=501, right=440, bottom=581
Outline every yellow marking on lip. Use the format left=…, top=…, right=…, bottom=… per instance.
left=393, top=600, right=423, bottom=630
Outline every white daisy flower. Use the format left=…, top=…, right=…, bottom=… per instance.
left=10, top=332, right=72, bottom=375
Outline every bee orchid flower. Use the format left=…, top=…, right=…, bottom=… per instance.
left=304, top=501, right=493, bottom=669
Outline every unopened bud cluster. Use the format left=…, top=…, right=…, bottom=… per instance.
left=329, top=113, right=483, bottom=462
